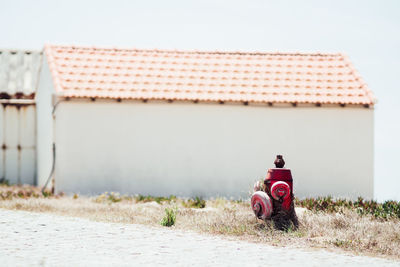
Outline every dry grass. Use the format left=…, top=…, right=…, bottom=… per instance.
left=1, top=186, right=399, bottom=260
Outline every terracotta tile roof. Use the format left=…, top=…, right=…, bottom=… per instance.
left=0, top=50, right=42, bottom=99
left=45, top=45, right=375, bottom=106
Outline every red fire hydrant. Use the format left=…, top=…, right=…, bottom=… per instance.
left=251, top=155, right=298, bottom=229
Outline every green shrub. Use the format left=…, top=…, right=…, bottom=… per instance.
left=107, top=192, right=122, bottom=203
left=0, top=178, right=9, bottom=186
left=135, top=195, right=176, bottom=204
left=295, top=197, right=400, bottom=220
left=160, top=207, right=176, bottom=227
left=183, top=196, right=206, bottom=209
left=42, top=190, right=53, bottom=198
left=94, top=192, right=122, bottom=203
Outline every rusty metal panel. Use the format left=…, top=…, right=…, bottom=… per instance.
left=0, top=147, right=4, bottom=180
left=4, top=105, right=19, bottom=148
left=19, top=105, right=35, bottom=147
left=1, top=104, right=36, bottom=184
left=0, top=49, right=39, bottom=185
left=0, top=105, right=4, bottom=144
left=20, top=148, right=35, bottom=184
left=0, top=105, right=3, bottom=180
left=5, top=148, right=18, bottom=184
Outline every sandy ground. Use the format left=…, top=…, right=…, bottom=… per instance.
left=0, top=209, right=399, bottom=267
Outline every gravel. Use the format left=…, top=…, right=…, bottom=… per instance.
left=0, top=209, right=399, bottom=267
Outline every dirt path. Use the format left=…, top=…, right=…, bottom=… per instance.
left=0, top=209, right=398, bottom=267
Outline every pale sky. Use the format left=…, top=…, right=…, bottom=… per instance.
left=1, top=0, right=399, bottom=201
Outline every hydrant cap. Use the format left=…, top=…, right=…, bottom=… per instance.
left=274, top=155, right=285, bottom=168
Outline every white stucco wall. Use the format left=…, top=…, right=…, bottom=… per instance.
left=35, top=56, right=54, bottom=187
left=52, top=100, right=373, bottom=199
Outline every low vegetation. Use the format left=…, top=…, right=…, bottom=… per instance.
left=182, top=196, right=206, bottom=209
left=160, top=207, right=177, bottom=227
left=296, top=196, right=400, bottom=220
left=1, top=185, right=400, bottom=260
left=0, top=178, right=10, bottom=186
left=0, top=184, right=59, bottom=200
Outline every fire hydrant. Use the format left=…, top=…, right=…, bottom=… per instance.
left=251, top=155, right=298, bottom=229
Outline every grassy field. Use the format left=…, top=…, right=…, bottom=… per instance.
left=1, top=185, right=400, bottom=260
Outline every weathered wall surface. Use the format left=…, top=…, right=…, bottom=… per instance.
left=0, top=50, right=41, bottom=185
left=53, top=100, right=374, bottom=199
left=0, top=104, right=36, bottom=184
left=35, top=55, right=54, bottom=187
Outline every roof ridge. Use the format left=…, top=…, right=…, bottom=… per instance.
left=45, top=44, right=342, bottom=57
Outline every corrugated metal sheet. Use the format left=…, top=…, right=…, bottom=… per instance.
left=0, top=49, right=40, bottom=184
left=0, top=50, right=42, bottom=99
left=0, top=103, right=36, bottom=185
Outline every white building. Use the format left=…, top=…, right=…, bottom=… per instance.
left=36, top=45, right=375, bottom=199
left=0, top=50, right=42, bottom=185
